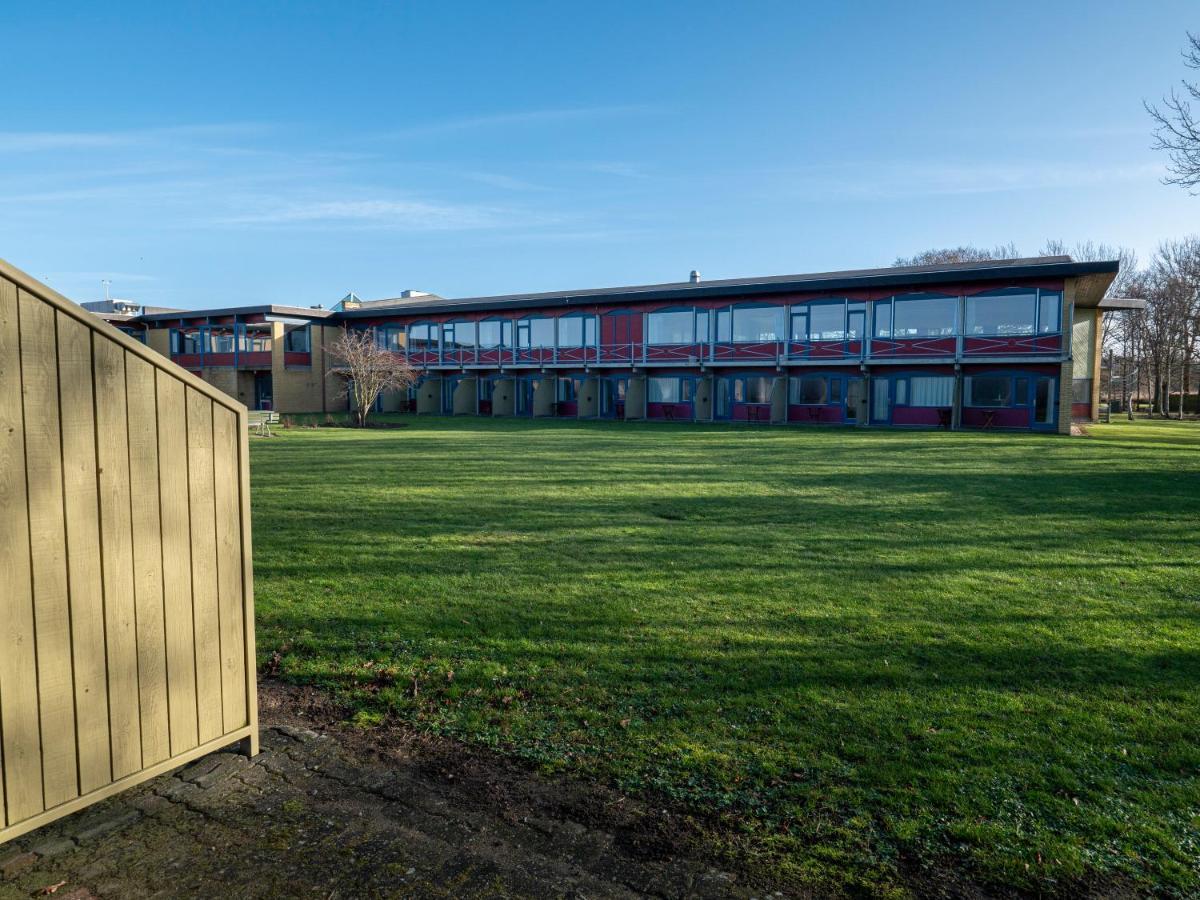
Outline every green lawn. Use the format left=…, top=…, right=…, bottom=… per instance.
left=251, top=417, right=1200, bottom=896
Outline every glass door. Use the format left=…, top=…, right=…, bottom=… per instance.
left=714, top=378, right=732, bottom=420
left=1033, top=376, right=1056, bottom=429
left=870, top=376, right=890, bottom=424
left=845, top=377, right=864, bottom=421
left=253, top=372, right=273, bottom=411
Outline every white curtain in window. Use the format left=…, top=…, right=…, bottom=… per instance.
left=908, top=376, right=954, bottom=407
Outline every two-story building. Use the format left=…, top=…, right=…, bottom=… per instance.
left=91, top=256, right=1135, bottom=433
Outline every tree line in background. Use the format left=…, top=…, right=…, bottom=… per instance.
left=894, top=240, right=1200, bottom=418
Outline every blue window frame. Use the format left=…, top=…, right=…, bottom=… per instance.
left=284, top=325, right=311, bottom=352
left=477, top=318, right=511, bottom=348
left=556, top=376, right=585, bottom=402
left=407, top=322, right=437, bottom=350
left=966, top=289, right=1062, bottom=337
left=557, top=314, right=597, bottom=348
left=731, top=305, right=785, bottom=342
left=517, top=316, right=554, bottom=348
left=966, top=374, right=1016, bottom=407
left=807, top=301, right=846, bottom=340
left=788, top=374, right=844, bottom=405
left=443, top=320, right=475, bottom=349
left=376, top=325, right=403, bottom=352
left=647, top=307, right=697, bottom=344
left=647, top=376, right=695, bottom=403
left=891, top=294, right=957, bottom=337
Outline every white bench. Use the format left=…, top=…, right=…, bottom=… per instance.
left=247, top=410, right=280, bottom=436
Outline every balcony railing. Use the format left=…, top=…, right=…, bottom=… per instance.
left=389, top=333, right=1064, bottom=369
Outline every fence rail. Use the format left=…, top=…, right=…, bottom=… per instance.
left=0, top=257, right=257, bottom=846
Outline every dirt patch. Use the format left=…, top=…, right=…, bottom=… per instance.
left=0, top=680, right=787, bottom=899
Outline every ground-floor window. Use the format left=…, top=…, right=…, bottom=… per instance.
left=648, top=376, right=694, bottom=403
left=557, top=377, right=577, bottom=403
left=479, top=379, right=494, bottom=401
left=789, top=374, right=842, bottom=405
left=966, top=375, right=1013, bottom=407
left=900, top=374, right=954, bottom=407
left=1072, top=378, right=1092, bottom=404
left=729, top=375, right=772, bottom=404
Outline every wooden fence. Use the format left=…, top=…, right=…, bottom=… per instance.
left=0, top=258, right=257, bottom=845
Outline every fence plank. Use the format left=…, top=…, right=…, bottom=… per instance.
left=186, top=389, right=223, bottom=744
left=126, top=354, right=170, bottom=766
left=155, top=372, right=199, bottom=756
left=92, top=340, right=141, bottom=779
left=0, top=277, right=41, bottom=825
left=213, top=405, right=247, bottom=731
left=57, top=316, right=112, bottom=794
left=18, top=291, right=78, bottom=810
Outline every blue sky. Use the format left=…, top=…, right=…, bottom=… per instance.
left=2, top=1, right=1196, bottom=309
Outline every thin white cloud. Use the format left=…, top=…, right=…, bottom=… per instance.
left=218, top=197, right=554, bottom=231
left=0, top=122, right=271, bottom=153
left=380, top=105, right=661, bottom=140
left=779, top=159, right=1166, bottom=200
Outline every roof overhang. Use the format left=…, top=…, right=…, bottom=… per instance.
left=1097, top=296, right=1147, bottom=311
left=339, top=258, right=1122, bottom=319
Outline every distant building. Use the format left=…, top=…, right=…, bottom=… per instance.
left=84, top=257, right=1139, bottom=431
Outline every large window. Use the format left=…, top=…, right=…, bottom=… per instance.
left=873, top=299, right=893, bottom=338
left=892, top=295, right=957, bottom=337
left=558, top=314, right=597, bottom=348
left=716, top=308, right=732, bottom=342
left=517, top=316, right=555, bottom=348
left=443, top=321, right=475, bottom=349
left=967, top=375, right=1014, bottom=407
left=789, top=375, right=842, bottom=405
left=477, top=318, right=511, bottom=348
left=731, top=305, right=785, bottom=342
left=207, top=329, right=236, bottom=353
left=1038, top=292, right=1062, bottom=334
left=376, top=326, right=403, bottom=352
left=647, top=376, right=694, bottom=403
left=408, top=322, right=437, bottom=350
left=647, top=308, right=695, bottom=344
left=171, top=329, right=202, bottom=354
left=807, top=302, right=846, bottom=340
left=1072, top=378, right=1092, bottom=404
left=904, top=375, right=954, bottom=407
left=283, top=326, right=311, bottom=352
left=732, top=375, right=773, bottom=404
left=966, top=292, right=1038, bottom=336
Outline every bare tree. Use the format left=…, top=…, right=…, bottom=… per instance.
left=1147, top=32, right=1200, bottom=191
left=326, top=327, right=416, bottom=427
left=893, top=243, right=1021, bottom=267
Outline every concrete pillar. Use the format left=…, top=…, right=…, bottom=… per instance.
left=533, top=375, right=557, bottom=416
left=694, top=374, right=713, bottom=421
left=453, top=376, right=478, bottom=415
left=577, top=377, right=599, bottom=417
left=492, top=377, right=514, bottom=416
left=416, top=377, right=442, bottom=414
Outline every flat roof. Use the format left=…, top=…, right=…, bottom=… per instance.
left=139, top=304, right=333, bottom=323
left=339, top=256, right=1119, bottom=318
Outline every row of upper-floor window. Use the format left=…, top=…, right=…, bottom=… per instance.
left=377, top=289, right=1064, bottom=350
left=169, top=325, right=310, bottom=354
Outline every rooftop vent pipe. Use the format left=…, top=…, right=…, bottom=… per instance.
left=689, top=270, right=701, bottom=284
